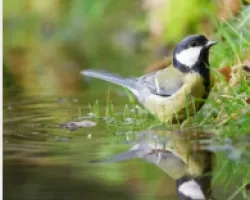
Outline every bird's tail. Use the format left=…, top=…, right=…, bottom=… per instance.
left=90, top=149, right=141, bottom=164
left=81, top=70, right=149, bottom=102
left=90, top=142, right=152, bottom=164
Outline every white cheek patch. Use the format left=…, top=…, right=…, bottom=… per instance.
left=178, top=180, right=206, bottom=200
left=176, top=46, right=203, bottom=67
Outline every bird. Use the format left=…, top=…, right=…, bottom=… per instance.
left=90, top=129, right=216, bottom=200
left=81, top=35, right=217, bottom=122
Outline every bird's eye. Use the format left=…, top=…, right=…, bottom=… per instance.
left=190, top=42, right=197, bottom=47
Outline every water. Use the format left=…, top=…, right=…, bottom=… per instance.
left=4, top=87, right=250, bottom=200
left=3, top=90, right=181, bottom=200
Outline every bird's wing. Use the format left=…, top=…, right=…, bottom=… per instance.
left=143, top=149, right=187, bottom=179
left=81, top=66, right=184, bottom=101
left=138, top=66, right=184, bottom=96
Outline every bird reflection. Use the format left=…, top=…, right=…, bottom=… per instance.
left=91, top=129, right=216, bottom=200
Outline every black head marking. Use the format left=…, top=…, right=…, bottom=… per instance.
left=173, top=35, right=216, bottom=94
left=176, top=175, right=213, bottom=200
left=173, top=35, right=211, bottom=72
left=174, top=35, right=209, bottom=54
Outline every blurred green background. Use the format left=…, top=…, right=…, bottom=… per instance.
left=3, top=0, right=221, bottom=96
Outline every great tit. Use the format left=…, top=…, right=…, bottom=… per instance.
left=81, top=35, right=217, bottom=122
left=90, top=129, right=215, bottom=200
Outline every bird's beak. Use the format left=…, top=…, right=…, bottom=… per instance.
left=205, top=40, right=217, bottom=48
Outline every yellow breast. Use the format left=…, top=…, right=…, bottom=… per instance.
left=144, top=72, right=207, bottom=122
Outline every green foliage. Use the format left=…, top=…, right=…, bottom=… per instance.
left=212, top=6, right=250, bottom=67
left=160, top=0, right=216, bottom=43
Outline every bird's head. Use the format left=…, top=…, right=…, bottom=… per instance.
left=173, top=35, right=217, bottom=73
